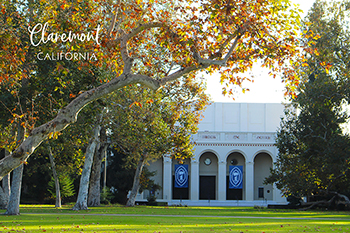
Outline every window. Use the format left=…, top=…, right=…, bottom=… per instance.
left=258, top=187, right=264, bottom=198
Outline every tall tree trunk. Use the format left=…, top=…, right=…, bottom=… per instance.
left=72, top=124, right=101, bottom=211
left=0, top=174, right=11, bottom=209
left=5, top=164, right=23, bottom=215
left=88, top=127, right=107, bottom=207
left=126, top=155, right=145, bottom=207
left=0, top=122, right=17, bottom=209
left=48, top=144, right=61, bottom=208
left=0, top=150, right=11, bottom=209
left=5, top=122, right=25, bottom=215
left=88, top=144, right=107, bottom=207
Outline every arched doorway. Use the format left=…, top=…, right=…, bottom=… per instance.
left=199, top=152, right=218, bottom=200
left=226, top=152, right=245, bottom=200
left=254, top=152, right=273, bottom=200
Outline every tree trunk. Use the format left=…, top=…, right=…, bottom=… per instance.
left=5, top=122, right=25, bottom=215
left=1, top=175, right=11, bottom=209
left=88, top=127, right=108, bottom=207
left=126, top=155, right=145, bottom=207
left=88, top=143, right=107, bottom=207
left=0, top=186, right=8, bottom=209
left=48, top=144, right=61, bottom=208
left=0, top=150, right=11, bottom=209
left=5, top=164, right=23, bottom=215
left=72, top=123, right=101, bottom=211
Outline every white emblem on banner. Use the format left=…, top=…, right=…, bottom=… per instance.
left=230, top=166, right=243, bottom=188
left=175, top=166, right=188, bottom=187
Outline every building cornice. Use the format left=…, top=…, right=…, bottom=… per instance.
left=195, top=143, right=275, bottom=147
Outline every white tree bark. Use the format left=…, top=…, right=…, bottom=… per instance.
left=88, top=142, right=107, bottom=207
left=48, top=145, right=61, bottom=208
left=0, top=150, right=11, bottom=209
left=0, top=184, right=9, bottom=209
left=126, top=155, right=145, bottom=207
left=1, top=174, right=11, bottom=208
left=88, top=126, right=107, bottom=207
left=5, top=164, right=23, bottom=215
left=72, top=123, right=101, bottom=210
left=5, top=123, right=25, bottom=215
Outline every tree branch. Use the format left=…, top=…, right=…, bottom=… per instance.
left=0, top=73, right=162, bottom=180
left=196, top=33, right=243, bottom=66
left=107, top=3, right=121, bottom=37
left=125, top=22, right=164, bottom=41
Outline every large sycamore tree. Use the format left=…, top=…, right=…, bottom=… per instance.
left=0, top=0, right=306, bottom=180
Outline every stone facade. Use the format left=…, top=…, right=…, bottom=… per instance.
left=135, top=102, right=288, bottom=206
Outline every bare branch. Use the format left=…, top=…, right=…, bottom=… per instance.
left=160, top=65, right=203, bottom=85
left=196, top=33, right=243, bottom=66
left=125, top=22, right=164, bottom=41
left=107, top=2, right=121, bottom=37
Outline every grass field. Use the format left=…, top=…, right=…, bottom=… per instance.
left=0, top=204, right=349, bottom=232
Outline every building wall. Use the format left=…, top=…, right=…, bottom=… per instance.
left=142, top=103, right=287, bottom=205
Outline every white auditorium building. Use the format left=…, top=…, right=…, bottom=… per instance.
left=136, top=102, right=288, bottom=206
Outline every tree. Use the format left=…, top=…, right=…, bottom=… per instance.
left=47, top=144, right=61, bottom=207
left=20, top=106, right=95, bottom=205
left=105, top=147, right=160, bottom=205
left=265, top=0, right=350, bottom=209
left=106, top=76, right=208, bottom=207
left=47, top=172, right=75, bottom=205
left=0, top=0, right=106, bottom=214
left=87, top=126, right=108, bottom=207
left=72, top=109, right=105, bottom=210
left=0, top=0, right=305, bottom=180
left=106, top=148, right=135, bottom=205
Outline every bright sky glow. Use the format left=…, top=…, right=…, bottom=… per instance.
left=205, top=0, right=316, bottom=103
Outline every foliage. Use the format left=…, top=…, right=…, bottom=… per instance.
left=106, top=149, right=134, bottom=204
left=139, top=167, right=161, bottom=194
left=0, top=0, right=308, bottom=179
left=20, top=105, right=99, bottom=203
left=48, top=173, right=75, bottom=200
left=106, top=148, right=161, bottom=204
left=100, top=187, right=114, bottom=205
left=266, top=75, right=350, bottom=199
left=108, top=76, right=209, bottom=164
left=265, top=0, right=350, bottom=205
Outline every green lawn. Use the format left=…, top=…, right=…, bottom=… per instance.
left=0, top=205, right=349, bottom=232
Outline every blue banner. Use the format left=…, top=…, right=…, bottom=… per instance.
left=174, top=164, right=188, bottom=188
left=229, top=166, right=243, bottom=189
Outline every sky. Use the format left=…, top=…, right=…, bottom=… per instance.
left=205, top=0, right=316, bottom=103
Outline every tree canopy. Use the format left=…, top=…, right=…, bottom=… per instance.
left=265, top=0, right=350, bottom=209
left=0, top=0, right=306, bottom=179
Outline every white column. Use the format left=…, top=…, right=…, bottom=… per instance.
left=163, top=157, right=172, bottom=201
left=218, top=160, right=226, bottom=201
left=190, top=159, right=199, bottom=201
left=245, top=161, right=254, bottom=201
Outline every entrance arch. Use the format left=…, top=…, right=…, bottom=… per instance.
left=254, top=152, right=273, bottom=200
left=226, top=152, right=245, bottom=200
left=199, top=152, right=218, bottom=200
